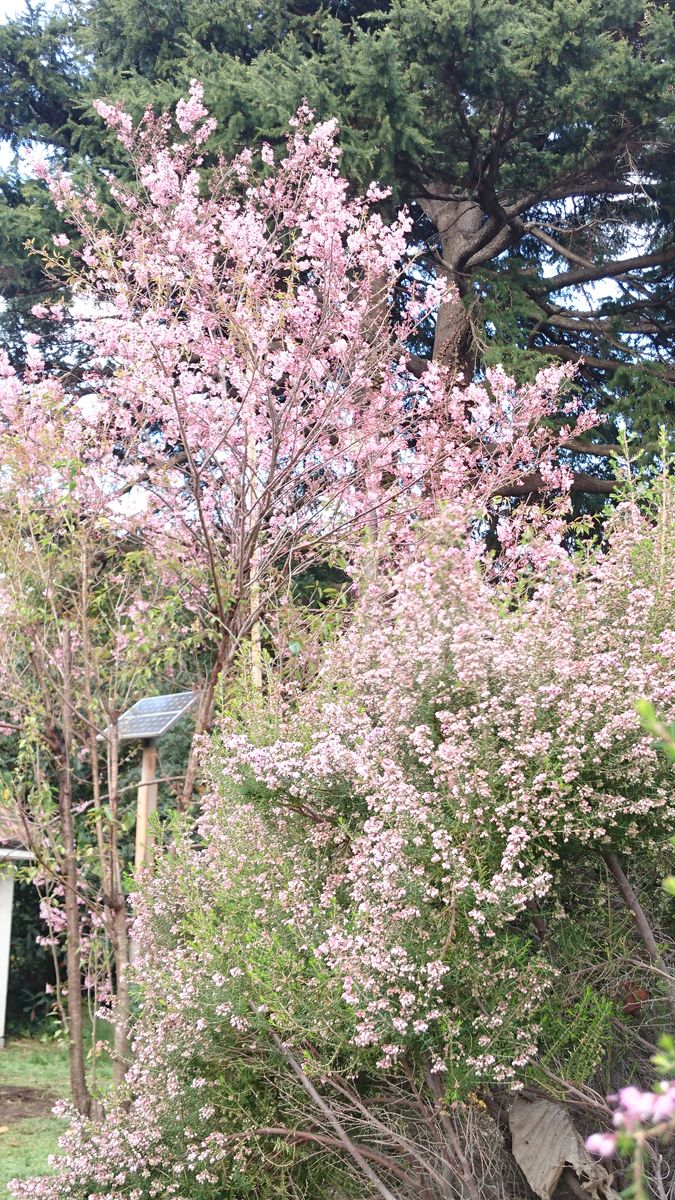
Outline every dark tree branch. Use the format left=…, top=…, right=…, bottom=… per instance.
left=561, top=438, right=620, bottom=458
left=540, top=312, right=670, bottom=335
left=542, top=342, right=675, bottom=381
left=525, top=225, right=597, bottom=270
left=539, top=245, right=675, bottom=292
left=493, top=471, right=616, bottom=498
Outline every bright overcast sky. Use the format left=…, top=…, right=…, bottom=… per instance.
left=0, top=0, right=42, bottom=16
left=0, top=0, right=59, bottom=18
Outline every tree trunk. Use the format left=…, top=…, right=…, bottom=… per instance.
left=180, top=622, right=235, bottom=809
left=57, top=628, right=91, bottom=1116
left=431, top=288, right=475, bottom=378
left=105, top=726, right=131, bottom=1084
left=59, top=820, right=90, bottom=1116
left=110, top=889, right=131, bottom=1085
left=90, top=744, right=131, bottom=1086
left=417, top=194, right=482, bottom=377
left=80, top=548, right=131, bottom=1086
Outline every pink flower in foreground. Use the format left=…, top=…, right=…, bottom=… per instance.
left=586, top=1133, right=617, bottom=1158
left=614, top=1085, right=655, bottom=1127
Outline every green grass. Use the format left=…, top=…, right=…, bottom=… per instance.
left=0, top=1039, right=70, bottom=1194
left=0, top=1036, right=113, bottom=1194
left=0, top=1116, right=67, bottom=1195
left=0, top=1037, right=72, bottom=1095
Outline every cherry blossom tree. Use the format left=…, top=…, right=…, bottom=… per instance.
left=26, top=83, right=594, bottom=804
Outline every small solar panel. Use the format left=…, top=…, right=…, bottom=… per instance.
left=108, top=691, right=200, bottom=742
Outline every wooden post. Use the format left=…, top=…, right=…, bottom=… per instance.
left=134, top=739, right=158, bottom=874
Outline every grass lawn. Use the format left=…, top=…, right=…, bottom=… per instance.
left=0, top=1037, right=112, bottom=1194
left=0, top=1115, right=66, bottom=1195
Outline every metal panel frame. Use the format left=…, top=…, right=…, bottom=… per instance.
left=107, top=691, right=200, bottom=742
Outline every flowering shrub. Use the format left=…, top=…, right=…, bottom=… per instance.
left=13, top=472, right=675, bottom=1200
left=210, top=487, right=675, bottom=1079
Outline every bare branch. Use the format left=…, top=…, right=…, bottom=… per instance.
left=539, top=245, right=675, bottom=293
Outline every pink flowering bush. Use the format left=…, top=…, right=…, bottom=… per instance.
left=13, top=473, right=675, bottom=1200
left=209, top=486, right=675, bottom=1078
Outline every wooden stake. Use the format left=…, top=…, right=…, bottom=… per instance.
left=134, top=739, right=158, bottom=874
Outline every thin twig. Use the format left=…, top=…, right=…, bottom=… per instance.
left=267, top=1027, right=399, bottom=1200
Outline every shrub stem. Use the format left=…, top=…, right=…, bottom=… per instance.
left=603, top=850, right=675, bottom=1027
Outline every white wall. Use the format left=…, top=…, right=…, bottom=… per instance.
left=0, top=869, right=15, bottom=1048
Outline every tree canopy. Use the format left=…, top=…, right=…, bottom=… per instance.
left=1, top=0, right=674, bottom=446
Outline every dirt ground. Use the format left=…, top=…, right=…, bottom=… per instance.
left=0, top=1085, right=57, bottom=1127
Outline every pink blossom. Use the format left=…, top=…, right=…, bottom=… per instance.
left=585, top=1133, right=617, bottom=1158
left=175, top=80, right=209, bottom=133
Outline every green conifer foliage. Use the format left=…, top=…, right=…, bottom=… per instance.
left=1, top=0, right=674, bottom=439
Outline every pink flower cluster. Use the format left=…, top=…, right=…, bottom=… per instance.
left=587, top=1082, right=675, bottom=1158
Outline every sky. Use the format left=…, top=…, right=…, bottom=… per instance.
left=1, top=0, right=25, bottom=16
left=0, top=0, right=56, bottom=17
